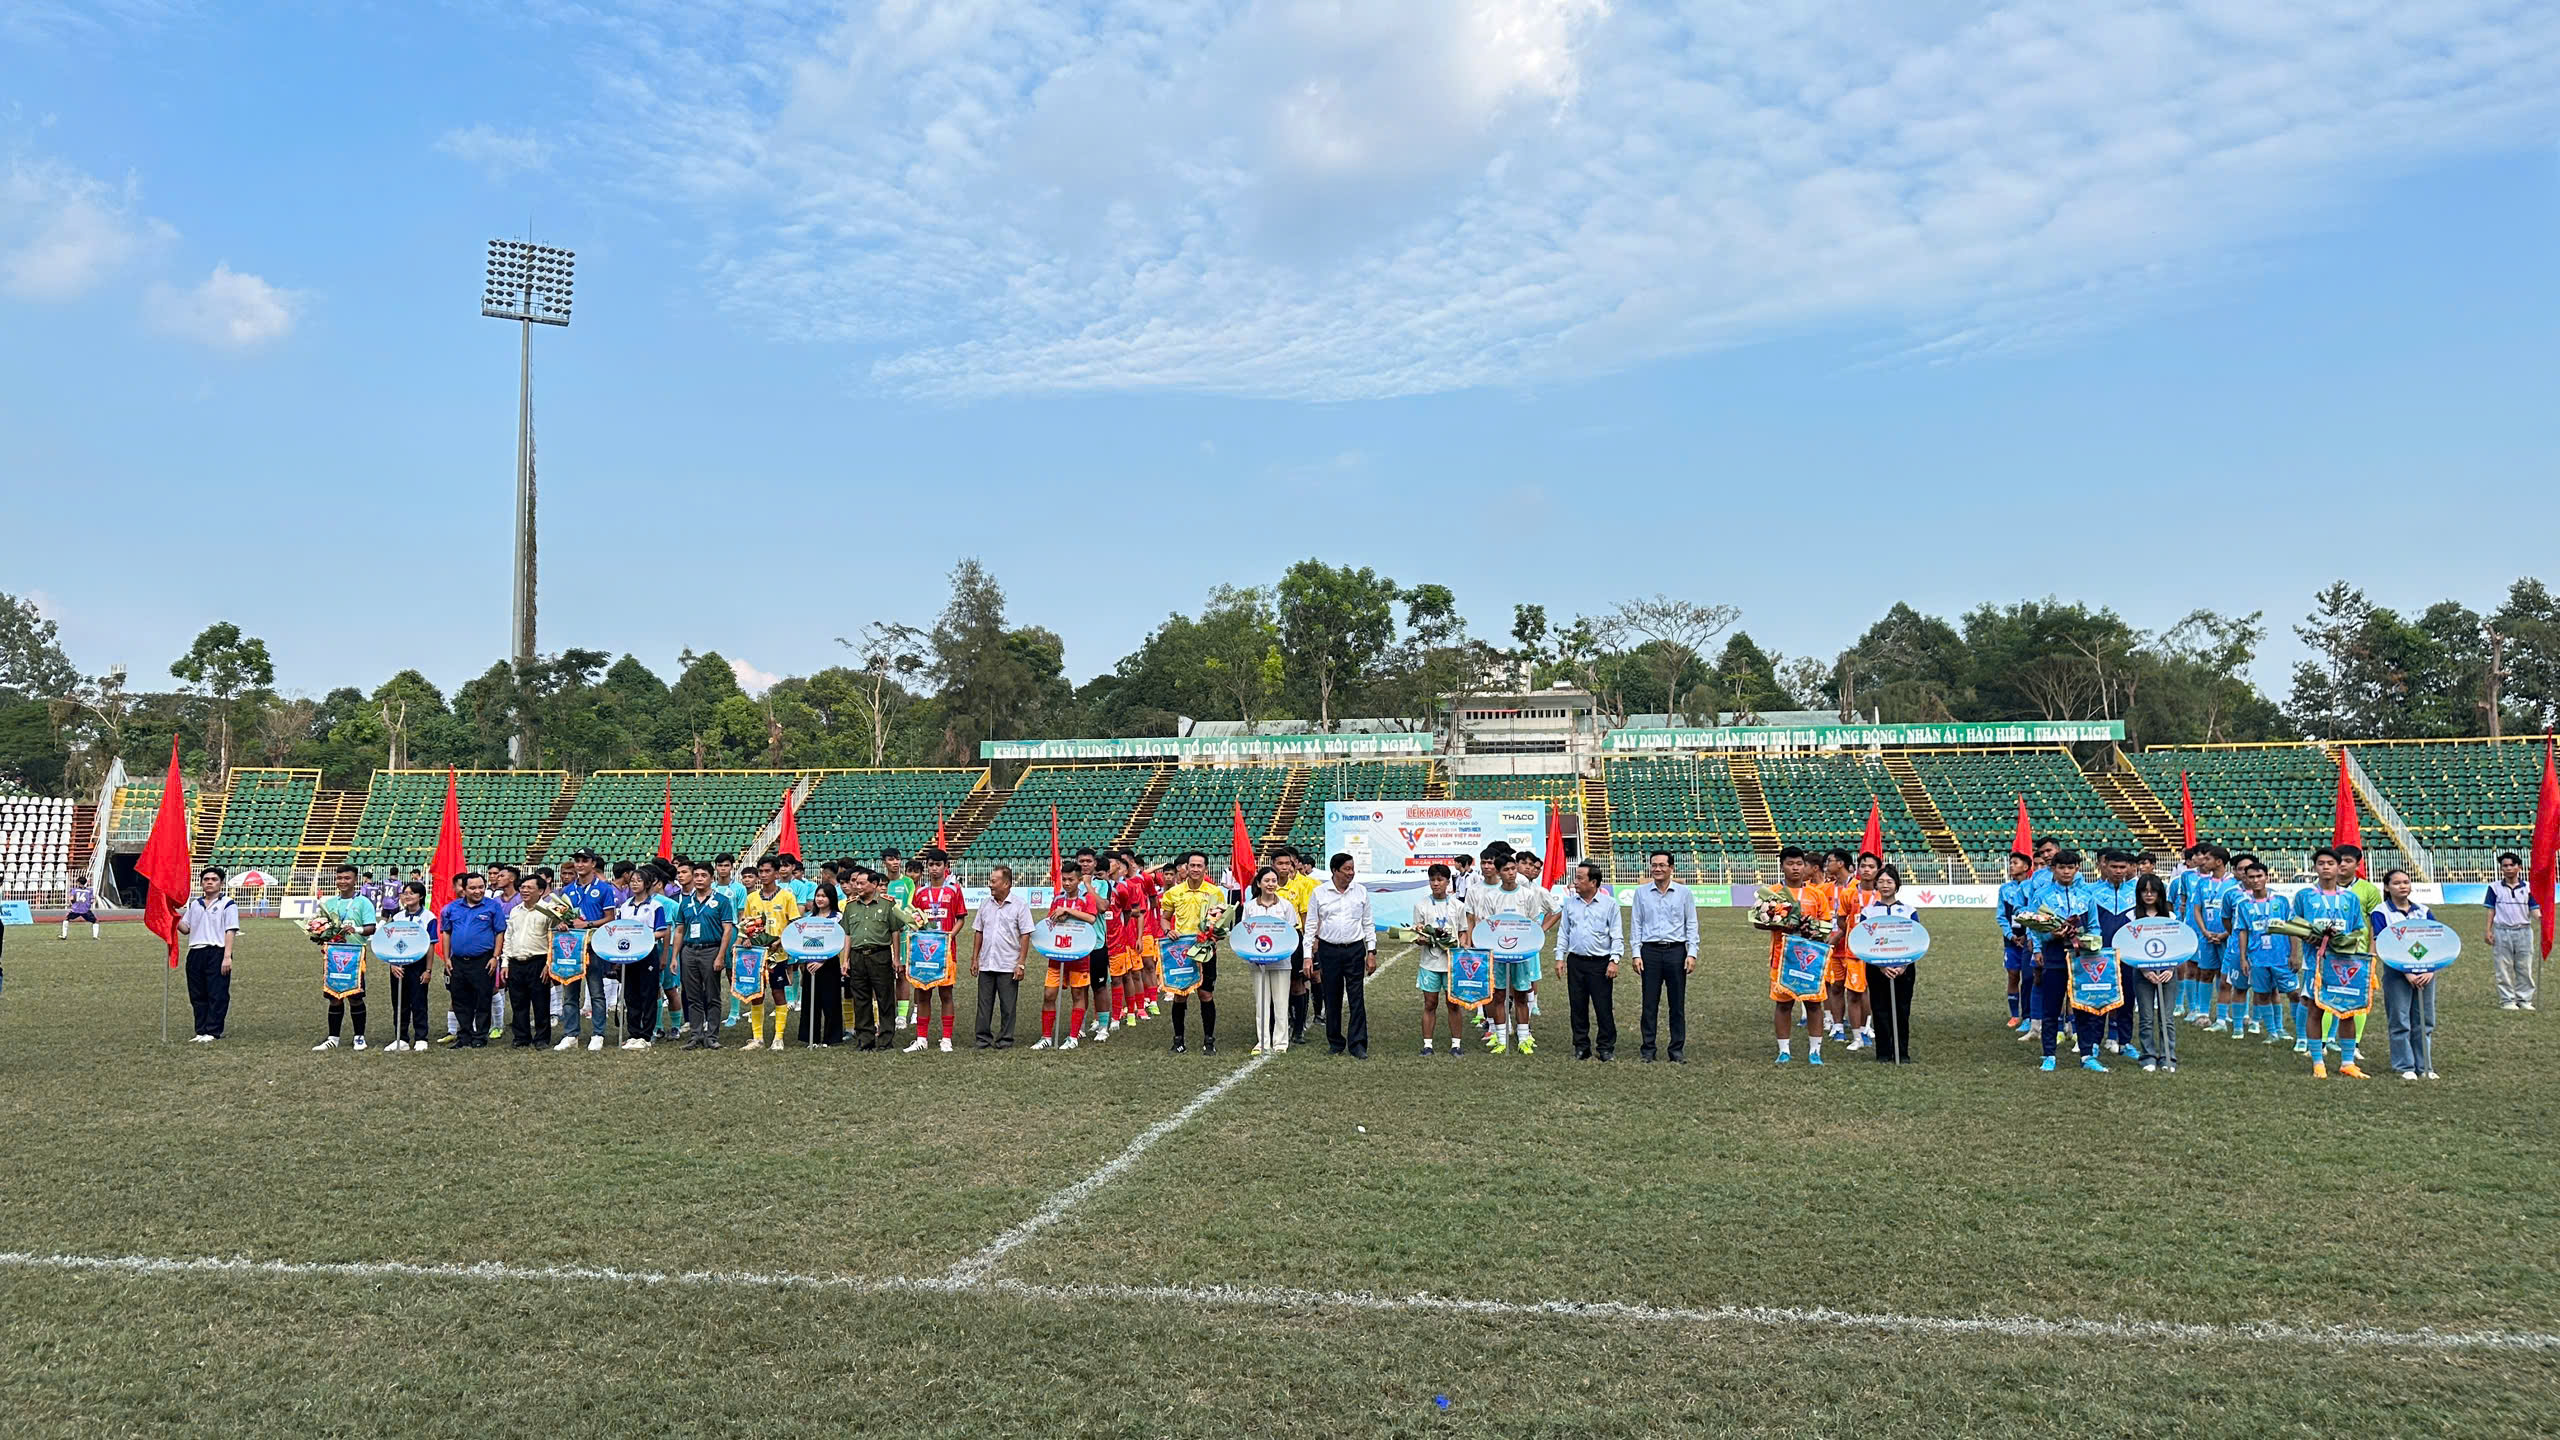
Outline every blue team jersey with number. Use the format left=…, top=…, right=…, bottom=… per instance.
left=2232, top=893, right=2292, bottom=967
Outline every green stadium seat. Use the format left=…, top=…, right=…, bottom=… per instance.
left=548, top=772, right=799, bottom=863
left=1288, top=762, right=1432, bottom=855
left=1909, top=750, right=2118, bottom=861
left=346, top=770, right=566, bottom=874
left=2346, top=741, right=2539, bottom=877
left=1602, top=754, right=1755, bottom=880
left=1132, top=766, right=1287, bottom=863
left=966, top=766, right=1161, bottom=869
left=2129, top=747, right=2386, bottom=875
left=1758, top=756, right=1927, bottom=858
left=206, top=769, right=319, bottom=874
left=799, top=769, right=987, bottom=863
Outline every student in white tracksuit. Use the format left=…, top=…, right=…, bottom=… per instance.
left=2484, top=853, right=2536, bottom=1010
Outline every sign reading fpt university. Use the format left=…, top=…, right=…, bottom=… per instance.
left=1602, top=721, right=2126, bottom=752
left=982, top=733, right=1434, bottom=761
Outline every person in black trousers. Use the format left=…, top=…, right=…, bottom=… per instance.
left=439, top=871, right=508, bottom=1048
left=795, top=882, right=847, bottom=1046
left=501, top=874, right=557, bottom=1048
left=179, top=868, right=240, bottom=1041
left=1856, top=867, right=1920, bottom=1064
left=1302, top=853, right=1375, bottom=1059
left=1557, top=863, right=1623, bottom=1061
left=1629, top=851, right=1697, bottom=1062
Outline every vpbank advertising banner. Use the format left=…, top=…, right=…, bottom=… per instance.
left=1326, top=801, right=1546, bottom=929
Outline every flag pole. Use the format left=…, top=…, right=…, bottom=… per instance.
left=161, top=959, right=171, bottom=1045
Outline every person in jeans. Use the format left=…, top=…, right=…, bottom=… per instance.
left=1556, top=862, right=1622, bottom=1062
left=501, top=873, right=559, bottom=1048
left=180, top=867, right=240, bottom=1042
left=2370, top=868, right=2443, bottom=1080
left=1629, top=850, right=1696, bottom=1063
left=554, top=851, right=620, bottom=1050
left=840, top=866, right=909, bottom=1052
left=2120, top=873, right=2177, bottom=1073
left=672, top=866, right=734, bottom=1050
left=969, top=866, right=1038, bottom=1049
left=2486, top=851, right=2536, bottom=1011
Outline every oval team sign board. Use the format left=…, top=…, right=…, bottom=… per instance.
left=2115, top=916, right=2199, bottom=970
left=588, top=918, right=657, bottom=961
left=779, top=917, right=847, bottom=961
left=370, top=919, right=432, bottom=962
left=1479, top=914, right=1543, bottom=959
left=1032, top=918, right=1101, bottom=961
left=1846, top=915, right=1929, bottom=964
left=1232, top=916, right=1299, bottom=965
left=2373, top=918, right=2460, bottom=974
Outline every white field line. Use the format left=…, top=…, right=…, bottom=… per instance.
left=2, top=1251, right=2553, bottom=1353
left=940, top=945, right=1406, bottom=1286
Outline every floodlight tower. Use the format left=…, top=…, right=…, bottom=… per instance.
left=480, top=239, right=573, bottom=765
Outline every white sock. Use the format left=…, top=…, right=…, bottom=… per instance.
left=1517, top=1024, right=1531, bottom=1039
left=1422, top=1038, right=1434, bottom=1050
left=1778, top=1038, right=1791, bottom=1058
left=1810, top=1037, right=1823, bottom=1056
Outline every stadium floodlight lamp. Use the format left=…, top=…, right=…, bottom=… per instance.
left=481, top=237, right=578, bottom=765
left=482, top=239, right=574, bottom=326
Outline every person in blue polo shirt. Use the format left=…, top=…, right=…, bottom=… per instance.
left=439, top=872, right=509, bottom=1048
left=1996, top=851, right=2035, bottom=1034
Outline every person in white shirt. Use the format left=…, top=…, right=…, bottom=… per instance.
left=1449, top=853, right=1476, bottom=904
left=181, top=867, right=241, bottom=1042
left=1462, top=848, right=1556, bottom=1056
left=2485, top=851, right=2537, bottom=1011
left=1235, top=868, right=1298, bottom=1056
left=968, top=866, right=1041, bottom=1050
left=1556, top=862, right=1624, bottom=1061
left=1301, top=852, right=1376, bottom=1059
left=1408, top=865, right=1470, bottom=1057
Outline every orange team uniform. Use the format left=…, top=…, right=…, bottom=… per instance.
left=1767, top=882, right=1836, bottom=1003
left=1107, top=878, right=1152, bottom=977
left=1827, top=881, right=1873, bottom=993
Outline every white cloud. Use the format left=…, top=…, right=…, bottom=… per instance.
left=728, top=657, right=781, bottom=696
left=0, top=146, right=159, bottom=300
left=146, top=263, right=298, bottom=348
left=436, top=124, right=551, bottom=180
left=577, top=0, right=2560, bottom=400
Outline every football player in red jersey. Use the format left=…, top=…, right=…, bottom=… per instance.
left=908, top=847, right=968, bottom=1052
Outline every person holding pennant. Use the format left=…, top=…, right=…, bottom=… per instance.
left=673, top=866, right=736, bottom=1050
left=1753, top=847, right=1836, bottom=1067
left=2370, top=868, right=2453, bottom=1080
left=1409, top=863, right=1471, bottom=1057
left=375, top=880, right=438, bottom=1052
left=902, top=925, right=957, bottom=1054
left=910, top=848, right=968, bottom=1051
left=554, top=851, right=620, bottom=1052
left=1037, top=866, right=1102, bottom=1052
left=968, top=866, right=1040, bottom=1049
left=2016, top=850, right=2108, bottom=1073
left=1161, top=852, right=1229, bottom=1055
left=1852, top=866, right=1926, bottom=1065
left=1235, top=868, right=1299, bottom=1056
left=2279, top=847, right=2372, bottom=1078
left=310, top=863, right=381, bottom=1052
left=737, top=858, right=802, bottom=1052
left=784, top=883, right=848, bottom=1047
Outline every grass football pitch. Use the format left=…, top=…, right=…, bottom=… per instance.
left=1, top=908, right=2555, bottom=1437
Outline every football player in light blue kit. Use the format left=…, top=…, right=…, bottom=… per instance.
left=2085, top=850, right=2141, bottom=1057
left=2292, top=847, right=2371, bottom=1072
left=2165, top=847, right=2199, bottom=1018
left=2183, top=845, right=2238, bottom=1030
left=2230, top=855, right=2297, bottom=1042
left=1996, top=850, right=2036, bottom=1032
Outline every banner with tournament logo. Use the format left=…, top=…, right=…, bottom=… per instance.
left=1160, top=936, right=1202, bottom=996
left=2068, top=948, right=2122, bottom=1013
left=1448, top=948, right=1494, bottom=1010
left=2313, top=947, right=2376, bottom=1019
left=905, top=931, right=952, bottom=988
left=1777, top=935, right=1828, bottom=999
left=322, top=943, right=365, bottom=999
left=547, top=931, right=587, bottom=984
left=588, top=918, right=657, bottom=965
left=2373, top=918, right=2460, bottom=975
left=1325, top=800, right=1546, bottom=929
left=1032, top=917, right=1100, bottom=963
left=779, top=917, right=846, bottom=962
left=1846, top=916, right=1929, bottom=965
left=1232, top=915, right=1297, bottom=967
left=1479, top=914, right=1544, bottom=960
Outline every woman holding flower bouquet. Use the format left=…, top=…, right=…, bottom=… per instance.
left=311, top=864, right=380, bottom=1052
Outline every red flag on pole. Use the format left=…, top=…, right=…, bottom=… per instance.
left=1540, top=805, right=1566, bottom=888
left=936, top=810, right=949, bottom=849
left=427, top=769, right=467, bottom=957
left=2532, top=733, right=2558, bottom=960
left=775, top=790, right=801, bottom=861
left=1861, top=798, right=1883, bottom=860
left=1229, top=800, right=1258, bottom=894
left=136, top=734, right=193, bottom=969
left=655, top=778, right=675, bottom=864
left=1048, top=804, right=1064, bottom=893
left=2179, top=771, right=2198, bottom=851
left=2332, top=751, right=2364, bottom=875
left=2011, top=795, right=2033, bottom=859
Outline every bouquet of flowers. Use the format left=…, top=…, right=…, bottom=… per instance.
left=530, top=892, right=578, bottom=928
left=1748, top=891, right=1834, bottom=941
left=2266, top=915, right=2369, bottom=954
left=739, top=912, right=773, bottom=948
left=1410, top=919, right=1460, bottom=951
left=2019, top=906, right=2101, bottom=952
left=304, top=914, right=354, bottom=946
left=1196, top=900, right=1233, bottom=943
left=901, top=904, right=935, bottom=932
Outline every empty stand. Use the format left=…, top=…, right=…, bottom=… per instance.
left=965, top=766, right=1162, bottom=867
left=205, top=769, right=320, bottom=876
left=548, top=772, right=798, bottom=863
left=1130, top=765, right=1288, bottom=862
left=797, top=769, right=986, bottom=863
left=2349, top=740, right=2541, bottom=876
left=2129, top=747, right=2381, bottom=874
left=1602, top=754, right=1755, bottom=881
left=104, top=783, right=169, bottom=851
left=346, top=770, right=567, bottom=875
left=0, top=795, right=76, bottom=897
left=1443, top=773, right=1582, bottom=808
left=1910, top=749, right=2120, bottom=862
left=1758, top=755, right=1928, bottom=858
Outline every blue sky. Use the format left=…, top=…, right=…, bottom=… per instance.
left=4, top=1, right=2555, bottom=705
